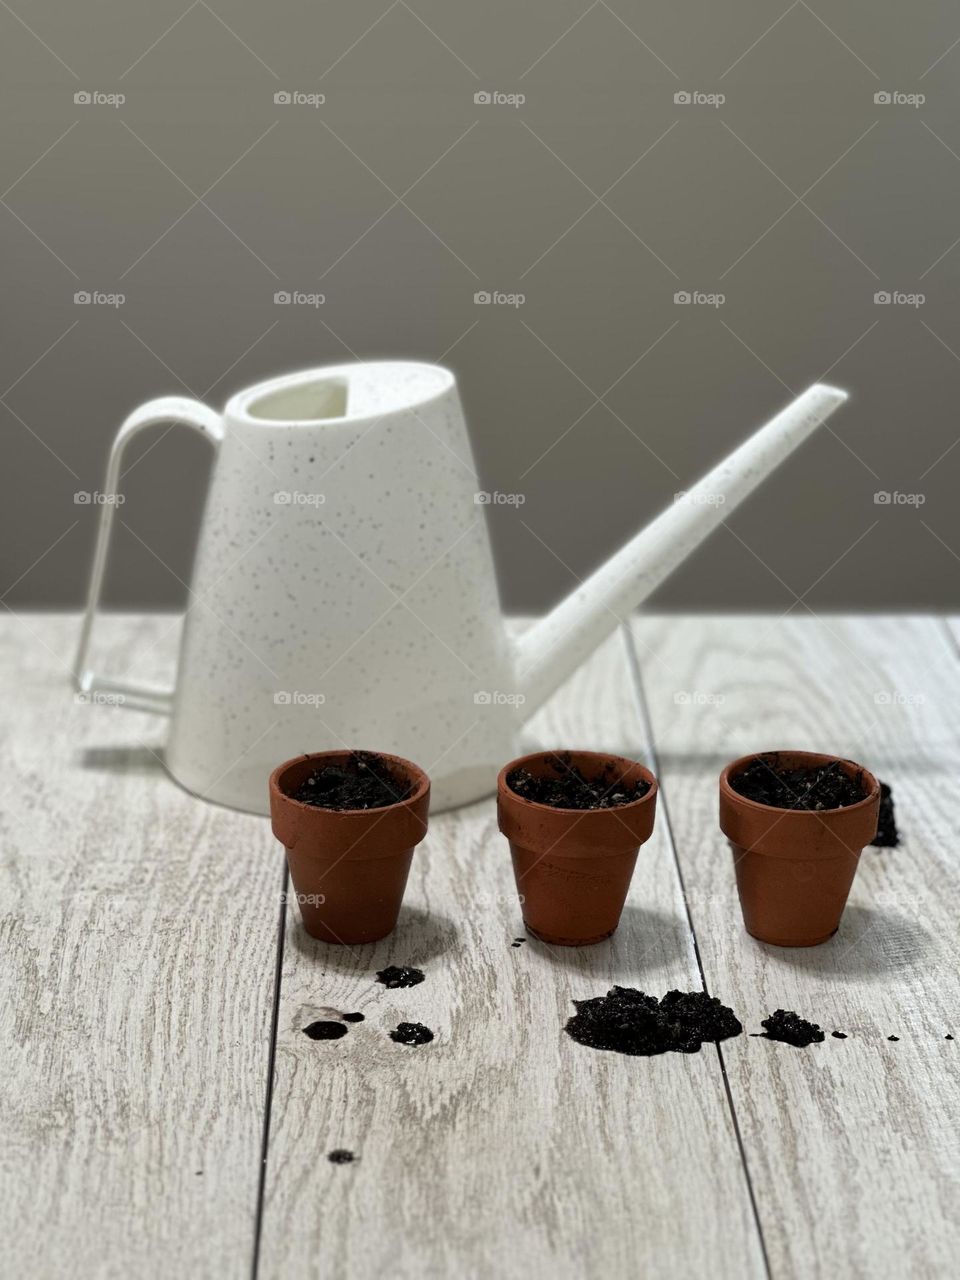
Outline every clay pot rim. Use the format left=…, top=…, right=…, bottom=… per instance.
left=719, top=750, right=880, bottom=820
left=269, top=749, right=430, bottom=817
left=496, top=749, right=659, bottom=818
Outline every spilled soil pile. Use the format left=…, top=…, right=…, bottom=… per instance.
left=376, top=965, right=424, bottom=989
left=390, top=1021, right=434, bottom=1046
left=302, top=1020, right=348, bottom=1041
left=871, top=782, right=899, bottom=847
left=756, top=1009, right=824, bottom=1047
left=565, top=986, right=742, bottom=1056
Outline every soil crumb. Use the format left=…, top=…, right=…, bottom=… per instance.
left=327, top=1149, right=356, bottom=1164
left=756, top=1009, right=825, bottom=1048
left=832, top=1031, right=848, bottom=1039
left=390, top=1021, right=434, bottom=1046
left=376, top=965, right=424, bottom=989
left=730, top=754, right=866, bottom=811
left=342, top=1011, right=365, bottom=1023
left=293, top=751, right=410, bottom=810
left=564, top=987, right=742, bottom=1057
left=507, top=753, right=650, bottom=810
left=888, top=1035, right=900, bottom=1042
left=303, top=1021, right=348, bottom=1041
left=871, top=782, right=899, bottom=847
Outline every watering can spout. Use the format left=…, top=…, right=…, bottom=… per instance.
left=513, top=382, right=848, bottom=715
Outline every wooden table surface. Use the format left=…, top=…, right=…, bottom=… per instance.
left=2, top=614, right=958, bottom=1279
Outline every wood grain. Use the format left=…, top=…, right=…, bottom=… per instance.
left=632, top=614, right=960, bottom=1279
left=258, top=627, right=763, bottom=1279
left=0, top=614, right=278, bottom=1278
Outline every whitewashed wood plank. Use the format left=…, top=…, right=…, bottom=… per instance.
left=259, top=626, right=765, bottom=1280
left=632, top=613, right=960, bottom=1280
left=0, top=614, right=279, bottom=1278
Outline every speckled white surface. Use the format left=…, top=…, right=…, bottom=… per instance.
left=165, top=362, right=520, bottom=812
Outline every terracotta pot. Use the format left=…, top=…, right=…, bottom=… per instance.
left=496, top=750, right=658, bottom=946
left=269, top=751, right=430, bottom=944
left=719, top=750, right=880, bottom=947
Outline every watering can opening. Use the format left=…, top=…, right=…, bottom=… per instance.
left=247, top=376, right=350, bottom=422
left=233, top=361, right=457, bottom=427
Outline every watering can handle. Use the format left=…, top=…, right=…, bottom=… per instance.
left=73, top=397, right=224, bottom=714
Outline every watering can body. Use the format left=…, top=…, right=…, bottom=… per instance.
left=75, top=362, right=847, bottom=813
left=76, top=363, right=523, bottom=811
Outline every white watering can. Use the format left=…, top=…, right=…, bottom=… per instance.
left=74, top=363, right=846, bottom=813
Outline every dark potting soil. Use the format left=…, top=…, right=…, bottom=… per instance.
left=756, top=1009, right=825, bottom=1048
left=730, top=755, right=867, bottom=811
left=871, top=782, right=899, bottom=847
left=342, top=1011, right=365, bottom=1023
left=888, top=1035, right=900, bottom=1042
left=564, top=986, right=742, bottom=1057
left=832, top=1031, right=848, bottom=1039
left=390, top=1021, right=434, bottom=1047
left=327, top=1149, right=356, bottom=1164
left=292, top=750, right=411, bottom=810
left=947, top=1035, right=954, bottom=1041
left=376, top=965, right=424, bottom=989
left=303, top=1020, right=348, bottom=1041
left=507, top=753, right=650, bottom=810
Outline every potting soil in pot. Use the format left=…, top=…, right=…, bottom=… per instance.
left=507, top=754, right=650, bottom=809
left=564, top=986, right=742, bottom=1056
left=729, top=755, right=867, bottom=810
left=293, top=750, right=411, bottom=810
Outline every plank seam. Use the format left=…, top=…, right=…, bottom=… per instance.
left=939, top=616, right=960, bottom=660
left=251, top=857, right=289, bottom=1280
left=621, top=623, right=773, bottom=1280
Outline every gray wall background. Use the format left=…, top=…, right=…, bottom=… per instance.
left=3, top=0, right=960, bottom=613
